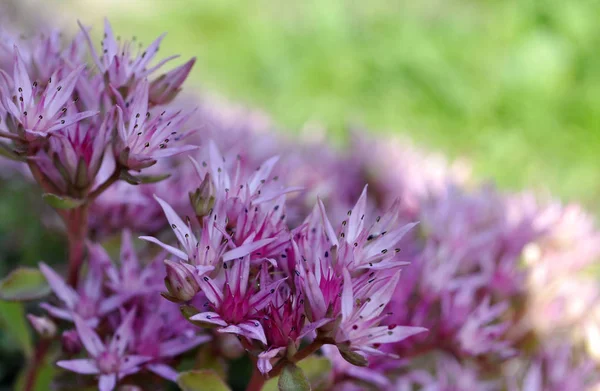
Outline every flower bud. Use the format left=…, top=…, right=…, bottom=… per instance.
left=149, top=58, right=196, bottom=105
left=163, top=259, right=200, bottom=302
left=189, top=174, right=216, bottom=220
left=61, top=329, right=82, bottom=355
left=27, top=315, right=57, bottom=339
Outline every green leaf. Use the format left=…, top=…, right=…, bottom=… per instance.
left=0, top=301, right=32, bottom=357
left=0, top=142, right=24, bottom=161
left=136, top=173, right=172, bottom=184
left=119, top=170, right=142, bottom=185
left=177, top=369, right=231, bottom=391
left=120, top=171, right=172, bottom=185
left=337, top=344, right=368, bottom=367
left=278, top=363, right=311, bottom=391
left=264, top=356, right=332, bottom=391
left=0, top=267, right=50, bottom=301
left=42, top=193, right=85, bottom=209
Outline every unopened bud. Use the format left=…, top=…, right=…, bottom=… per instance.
left=163, top=259, right=200, bottom=302
left=27, top=315, right=57, bottom=339
left=149, top=58, right=196, bottom=105
left=189, top=174, right=216, bottom=219
left=61, top=329, right=82, bottom=355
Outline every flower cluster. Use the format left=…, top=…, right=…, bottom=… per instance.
left=0, top=17, right=599, bottom=391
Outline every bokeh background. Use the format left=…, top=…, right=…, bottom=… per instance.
left=1, top=0, right=600, bottom=388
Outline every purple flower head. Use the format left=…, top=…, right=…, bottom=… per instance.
left=130, top=299, right=211, bottom=381
left=79, top=18, right=178, bottom=91
left=0, top=46, right=97, bottom=142
left=44, top=117, right=111, bottom=195
left=39, top=261, right=126, bottom=326
left=90, top=230, right=163, bottom=298
left=257, top=291, right=330, bottom=374
left=188, top=256, right=285, bottom=345
left=56, top=311, right=151, bottom=391
left=141, top=194, right=276, bottom=274
left=113, top=81, right=198, bottom=170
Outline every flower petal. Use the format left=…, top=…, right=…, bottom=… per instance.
left=56, top=359, right=99, bottom=374
left=74, top=314, right=105, bottom=357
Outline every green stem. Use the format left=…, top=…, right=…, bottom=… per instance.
left=87, top=167, right=121, bottom=202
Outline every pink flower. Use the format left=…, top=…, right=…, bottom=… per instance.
left=189, top=256, right=285, bottom=345
left=79, top=18, right=178, bottom=90
left=0, top=47, right=97, bottom=141
left=44, top=118, right=111, bottom=194
left=38, top=261, right=126, bottom=326
left=113, top=81, right=198, bottom=170
left=56, top=311, right=151, bottom=391
left=141, top=195, right=274, bottom=273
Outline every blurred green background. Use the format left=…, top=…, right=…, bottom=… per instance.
left=2, top=0, right=600, bottom=388
left=61, top=0, right=600, bottom=212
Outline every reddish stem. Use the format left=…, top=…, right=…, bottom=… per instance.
left=245, top=339, right=326, bottom=391
left=246, top=366, right=266, bottom=391
left=66, top=205, right=89, bottom=288
left=23, top=339, right=50, bottom=391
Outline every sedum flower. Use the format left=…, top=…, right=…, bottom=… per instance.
left=38, top=261, right=126, bottom=326
left=56, top=311, right=151, bottom=391
left=0, top=47, right=97, bottom=142
left=113, top=81, right=198, bottom=170
left=79, top=18, right=179, bottom=91
left=188, top=255, right=285, bottom=345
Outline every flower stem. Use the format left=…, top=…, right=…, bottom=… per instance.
left=246, top=366, right=266, bottom=391
left=23, top=339, right=50, bottom=391
left=66, top=205, right=89, bottom=288
left=87, top=167, right=121, bottom=202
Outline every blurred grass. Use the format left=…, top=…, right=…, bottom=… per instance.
left=66, top=0, right=600, bottom=212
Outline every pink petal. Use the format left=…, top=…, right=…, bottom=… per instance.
left=45, top=65, right=85, bottom=117
left=248, top=155, right=279, bottom=193
left=98, top=374, right=117, bottom=391
left=39, top=303, right=74, bottom=322
left=56, top=359, right=99, bottom=374
left=39, top=262, right=78, bottom=309
left=74, top=314, right=105, bottom=357
left=139, top=235, right=188, bottom=261
left=367, top=326, right=427, bottom=344
left=318, top=199, right=339, bottom=247
left=109, top=308, right=136, bottom=355
left=238, top=320, right=267, bottom=345
left=160, top=334, right=211, bottom=357
left=257, top=347, right=286, bottom=374
left=120, top=355, right=152, bottom=371
left=147, top=363, right=178, bottom=382
left=223, top=238, right=275, bottom=262
left=12, top=46, right=32, bottom=105
left=189, top=311, right=227, bottom=327
left=341, top=268, right=354, bottom=321
left=347, top=185, right=368, bottom=243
